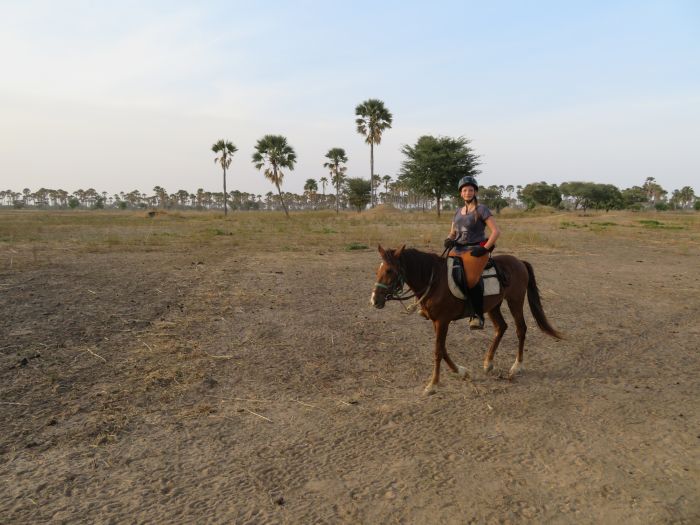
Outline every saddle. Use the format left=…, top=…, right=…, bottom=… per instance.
left=447, top=253, right=501, bottom=304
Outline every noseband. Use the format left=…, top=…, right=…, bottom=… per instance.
left=374, top=266, right=435, bottom=306
left=374, top=271, right=407, bottom=301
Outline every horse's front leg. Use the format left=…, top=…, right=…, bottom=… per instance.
left=440, top=320, right=469, bottom=380
left=425, top=319, right=449, bottom=395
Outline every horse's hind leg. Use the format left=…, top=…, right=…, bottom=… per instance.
left=506, top=296, right=528, bottom=378
left=484, top=304, right=507, bottom=373
left=425, top=320, right=449, bottom=395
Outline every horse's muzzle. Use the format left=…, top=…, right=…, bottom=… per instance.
left=370, top=291, right=385, bottom=309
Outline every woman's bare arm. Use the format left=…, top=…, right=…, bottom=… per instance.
left=483, top=216, right=500, bottom=250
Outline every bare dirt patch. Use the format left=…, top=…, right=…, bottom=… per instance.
left=1, top=210, right=699, bottom=523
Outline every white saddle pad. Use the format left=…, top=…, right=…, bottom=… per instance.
left=446, top=258, right=500, bottom=300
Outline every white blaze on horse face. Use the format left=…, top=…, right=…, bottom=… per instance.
left=370, top=262, right=384, bottom=306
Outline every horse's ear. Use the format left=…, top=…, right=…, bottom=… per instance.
left=378, top=244, right=387, bottom=260
left=395, top=244, right=405, bottom=258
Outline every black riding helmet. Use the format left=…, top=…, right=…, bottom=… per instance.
left=458, top=175, right=479, bottom=192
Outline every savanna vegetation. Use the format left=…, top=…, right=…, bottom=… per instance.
left=3, top=97, right=696, bottom=215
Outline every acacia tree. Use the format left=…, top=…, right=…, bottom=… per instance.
left=518, top=182, right=561, bottom=209
left=252, top=135, right=297, bottom=218
left=212, top=139, right=238, bottom=216
left=480, top=186, right=509, bottom=213
left=398, top=135, right=480, bottom=216
left=324, top=147, right=348, bottom=214
left=621, top=186, right=647, bottom=209
left=345, top=178, right=372, bottom=212
left=561, top=181, right=622, bottom=213
left=355, top=98, right=393, bottom=207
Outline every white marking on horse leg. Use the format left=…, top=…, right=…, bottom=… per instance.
left=370, top=291, right=376, bottom=306
left=456, top=365, right=469, bottom=379
left=509, top=359, right=523, bottom=378
left=423, top=383, right=438, bottom=395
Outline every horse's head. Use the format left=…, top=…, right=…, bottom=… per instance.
left=370, top=244, right=405, bottom=309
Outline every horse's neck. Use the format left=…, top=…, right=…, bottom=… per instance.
left=402, top=250, right=438, bottom=292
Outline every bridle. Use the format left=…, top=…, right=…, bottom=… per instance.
left=374, top=268, right=409, bottom=301
left=374, top=263, right=435, bottom=313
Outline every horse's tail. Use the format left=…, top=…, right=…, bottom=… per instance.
left=523, top=260, right=563, bottom=339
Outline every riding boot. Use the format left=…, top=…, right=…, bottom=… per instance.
left=468, top=280, right=484, bottom=330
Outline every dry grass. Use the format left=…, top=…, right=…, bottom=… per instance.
left=1, top=208, right=698, bottom=271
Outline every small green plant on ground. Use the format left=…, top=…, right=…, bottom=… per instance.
left=638, top=219, right=684, bottom=230
left=346, top=242, right=368, bottom=251
left=559, top=221, right=584, bottom=229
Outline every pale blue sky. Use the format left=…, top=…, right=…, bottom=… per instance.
left=1, top=1, right=698, bottom=196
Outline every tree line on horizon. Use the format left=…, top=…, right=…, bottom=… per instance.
left=4, top=176, right=697, bottom=213
left=5, top=98, right=698, bottom=214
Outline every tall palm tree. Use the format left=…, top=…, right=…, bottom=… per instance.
left=355, top=98, right=393, bottom=207
left=252, top=135, right=297, bottom=218
left=324, top=147, right=348, bottom=214
left=212, top=139, right=238, bottom=216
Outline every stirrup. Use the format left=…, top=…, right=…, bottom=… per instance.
left=469, top=316, right=484, bottom=330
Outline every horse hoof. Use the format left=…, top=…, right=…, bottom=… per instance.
left=423, top=385, right=437, bottom=396
left=508, top=362, right=523, bottom=378
left=483, top=362, right=494, bottom=374
left=457, top=365, right=469, bottom=379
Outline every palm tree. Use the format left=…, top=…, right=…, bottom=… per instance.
left=380, top=175, right=392, bottom=204
left=304, top=179, right=318, bottom=209
left=319, top=176, right=328, bottom=201
left=212, top=139, right=238, bottom=216
left=355, top=98, right=393, bottom=207
left=680, top=186, right=696, bottom=208
left=252, top=135, right=297, bottom=218
left=152, top=186, right=167, bottom=208
left=324, top=148, right=348, bottom=214
left=372, top=174, right=381, bottom=203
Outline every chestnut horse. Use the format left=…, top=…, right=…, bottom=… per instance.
left=371, top=245, right=562, bottom=394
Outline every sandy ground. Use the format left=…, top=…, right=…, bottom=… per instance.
left=1, top=218, right=699, bottom=523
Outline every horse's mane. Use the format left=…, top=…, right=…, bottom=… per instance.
left=398, top=248, right=444, bottom=286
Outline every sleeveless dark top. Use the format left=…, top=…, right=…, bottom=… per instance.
left=453, top=204, right=492, bottom=246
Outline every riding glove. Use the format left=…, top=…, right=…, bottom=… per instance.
left=470, top=245, right=488, bottom=257
left=443, top=238, right=455, bottom=249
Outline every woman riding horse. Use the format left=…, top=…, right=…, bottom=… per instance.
left=444, top=176, right=501, bottom=329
